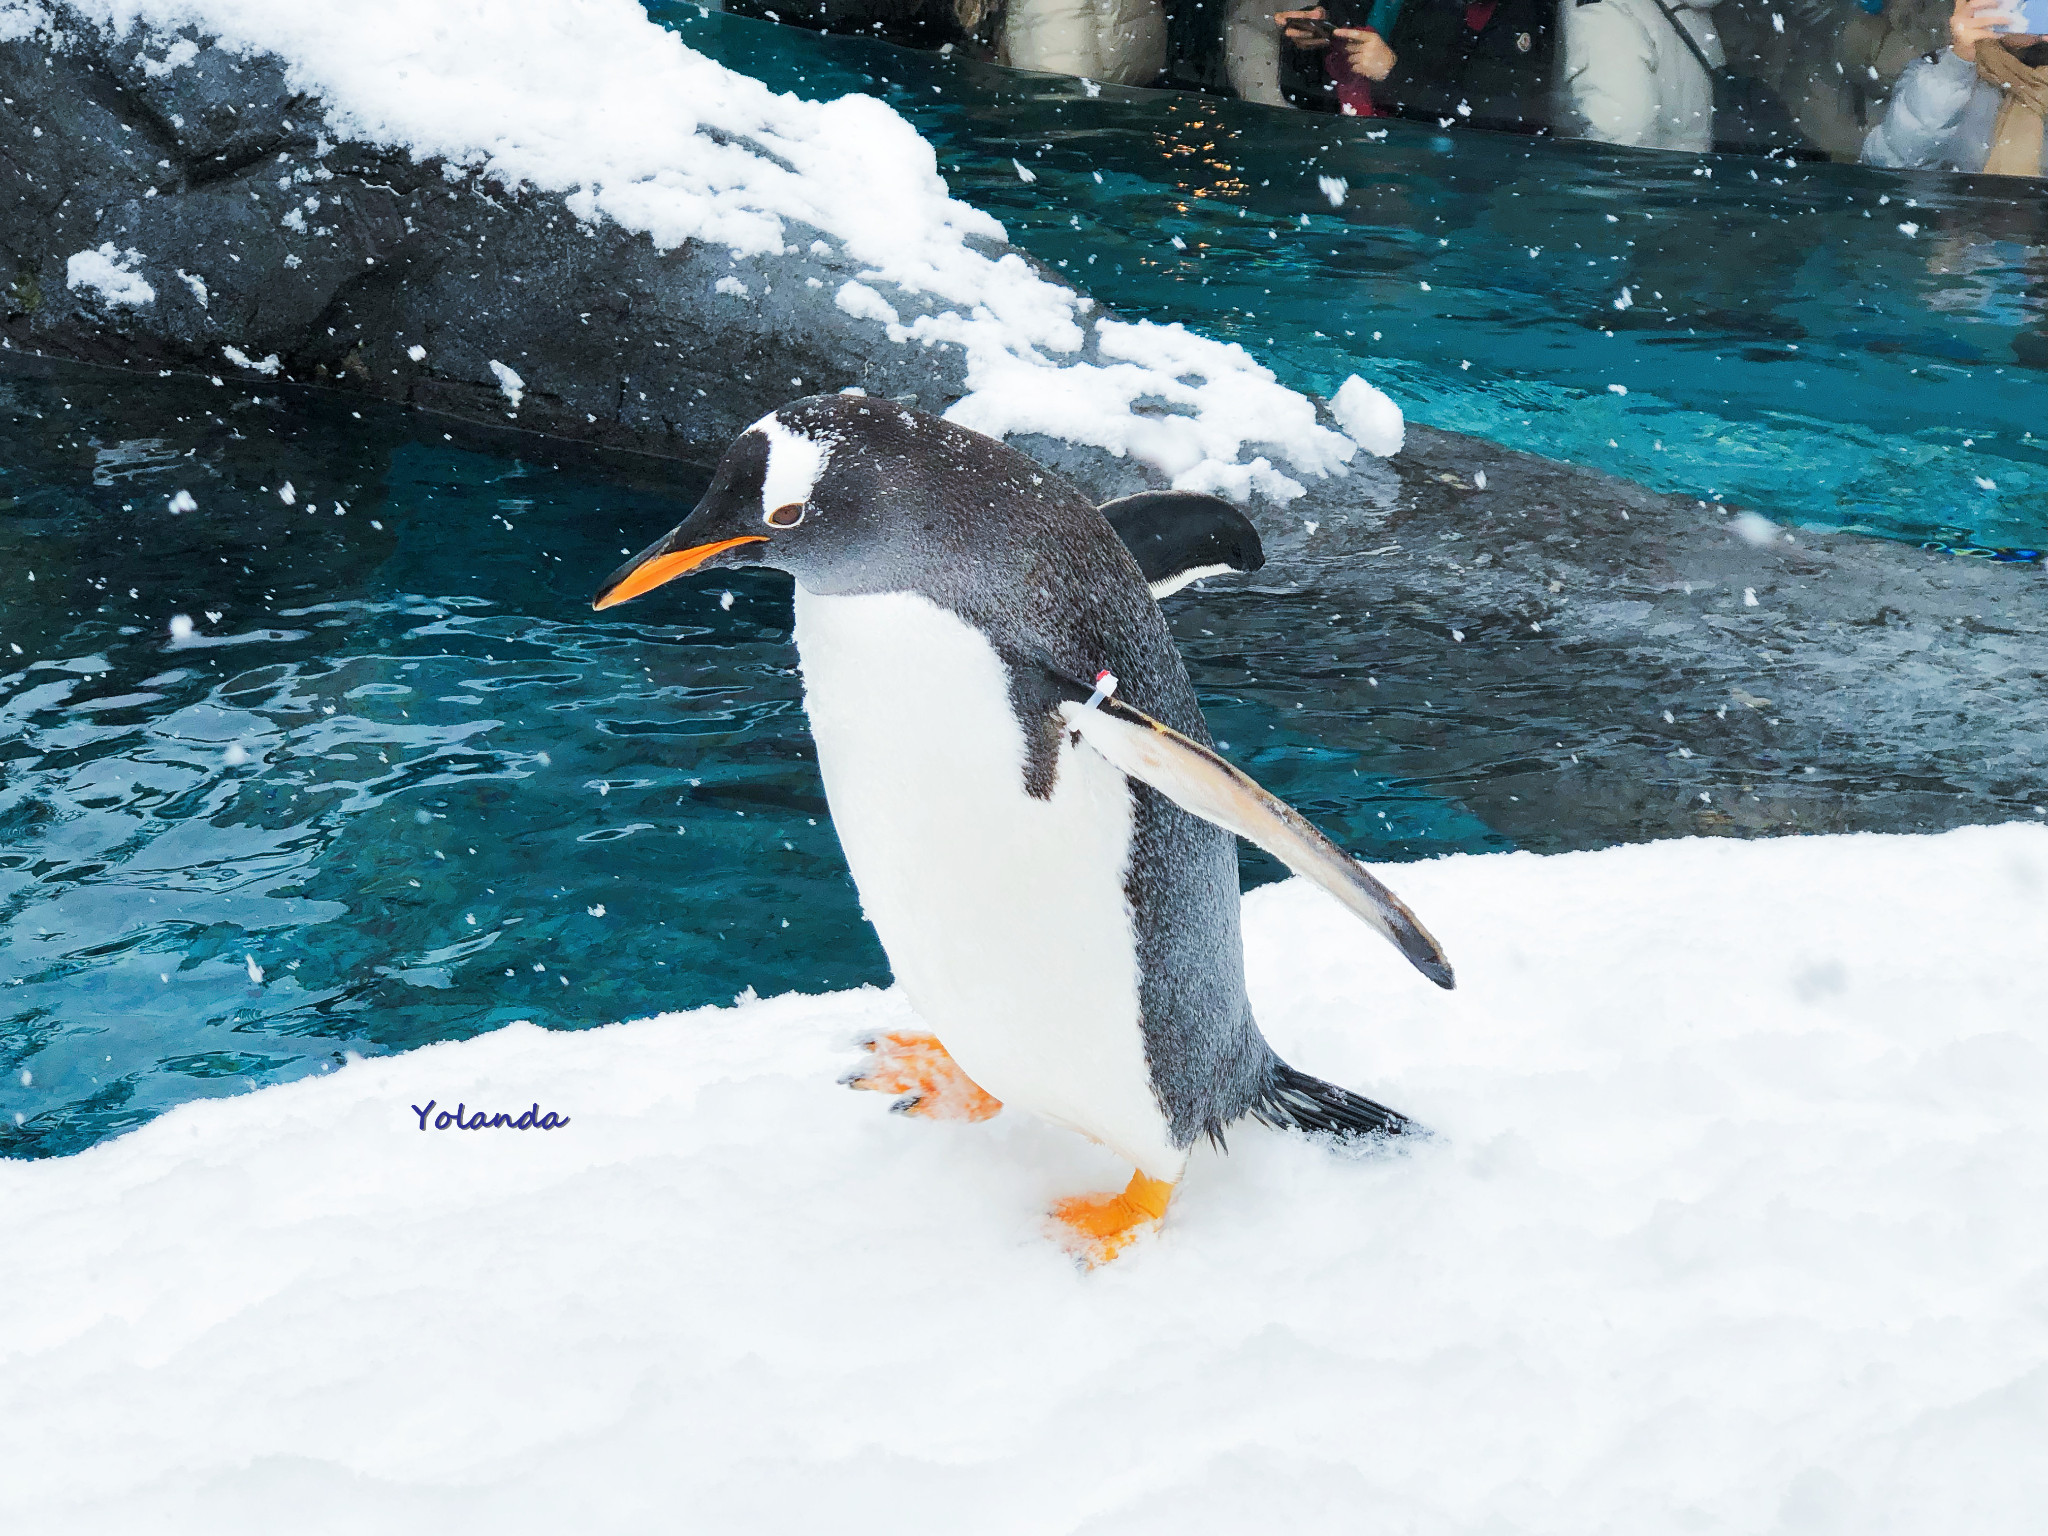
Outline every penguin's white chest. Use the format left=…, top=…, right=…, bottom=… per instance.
left=791, top=586, right=1180, bottom=1177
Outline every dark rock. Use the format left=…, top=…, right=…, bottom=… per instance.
left=1184, top=425, right=2047, bottom=849
left=2, top=4, right=979, bottom=460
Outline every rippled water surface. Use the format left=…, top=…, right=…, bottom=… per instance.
left=0, top=375, right=854, bottom=1153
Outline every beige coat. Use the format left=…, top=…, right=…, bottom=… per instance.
left=1000, top=0, right=1168, bottom=85
left=1562, top=0, right=1724, bottom=152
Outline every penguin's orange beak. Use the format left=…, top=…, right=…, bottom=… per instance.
left=591, top=535, right=767, bottom=610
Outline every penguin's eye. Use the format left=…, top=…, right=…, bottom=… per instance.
left=764, top=502, right=805, bottom=528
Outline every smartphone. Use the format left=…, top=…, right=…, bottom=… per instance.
left=1996, top=0, right=2048, bottom=31
left=1290, top=15, right=1337, bottom=40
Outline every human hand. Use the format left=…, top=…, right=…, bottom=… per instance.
left=1334, top=26, right=1396, bottom=80
left=1950, top=0, right=2016, bottom=61
left=1275, top=7, right=1333, bottom=48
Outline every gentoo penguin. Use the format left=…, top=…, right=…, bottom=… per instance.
left=594, top=395, right=1452, bottom=1262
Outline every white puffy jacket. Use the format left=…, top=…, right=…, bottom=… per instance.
left=1562, top=0, right=1723, bottom=153
left=1001, top=0, right=1167, bottom=86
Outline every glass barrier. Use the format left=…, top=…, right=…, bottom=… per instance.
left=719, top=0, right=2048, bottom=173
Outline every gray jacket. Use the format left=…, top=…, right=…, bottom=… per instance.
left=1861, top=46, right=2045, bottom=171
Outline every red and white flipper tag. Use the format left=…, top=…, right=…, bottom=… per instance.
left=1084, top=670, right=1119, bottom=711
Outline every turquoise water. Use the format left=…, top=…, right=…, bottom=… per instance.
left=654, top=5, right=2048, bottom=555
left=7, top=17, right=2045, bottom=1157
left=0, top=377, right=868, bottom=1153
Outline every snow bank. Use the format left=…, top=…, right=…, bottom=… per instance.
left=25, top=0, right=1385, bottom=500
left=5, top=825, right=2044, bottom=1533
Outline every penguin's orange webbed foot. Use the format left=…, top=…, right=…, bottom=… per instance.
left=842, top=1030, right=1002, bottom=1122
left=1051, top=1170, right=1175, bottom=1266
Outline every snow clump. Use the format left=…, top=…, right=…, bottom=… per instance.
left=1329, top=373, right=1405, bottom=457
left=488, top=360, right=524, bottom=410
left=65, top=244, right=154, bottom=307
left=1730, top=510, right=1780, bottom=546
left=221, top=345, right=281, bottom=375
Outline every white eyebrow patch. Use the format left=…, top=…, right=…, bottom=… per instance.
left=755, top=412, right=833, bottom=512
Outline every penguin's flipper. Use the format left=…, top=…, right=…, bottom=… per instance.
left=1060, top=697, right=1455, bottom=991
left=1051, top=1170, right=1175, bottom=1267
left=1098, top=491, right=1266, bottom=600
left=843, top=1030, right=1003, bottom=1122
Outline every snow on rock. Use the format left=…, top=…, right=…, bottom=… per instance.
left=4, top=824, right=2044, bottom=1533
left=0, top=0, right=47, bottom=41
left=1731, top=509, right=1781, bottom=546
left=64, top=242, right=154, bottom=306
left=135, top=31, right=196, bottom=75
left=1330, top=372, right=1406, bottom=458
left=488, top=359, right=524, bottom=409
left=32, top=0, right=1389, bottom=500
left=947, top=316, right=1354, bottom=502
left=834, top=277, right=900, bottom=327
left=220, top=344, right=280, bottom=374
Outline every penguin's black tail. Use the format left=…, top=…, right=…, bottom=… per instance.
left=1248, top=1062, right=1420, bottom=1143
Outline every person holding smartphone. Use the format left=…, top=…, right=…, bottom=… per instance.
left=1272, top=5, right=1399, bottom=114
left=1272, top=0, right=1556, bottom=127
left=1862, top=0, right=2048, bottom=173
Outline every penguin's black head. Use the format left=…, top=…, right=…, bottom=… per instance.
left=595, top=394, right=1035, bottom=611
left=593, top=399, right=841, bottom=609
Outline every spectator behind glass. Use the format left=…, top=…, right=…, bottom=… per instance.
left=993, top=0, right=1168, bottom=84
left=1741, top=0, right=1951, bottom=159
left=1271, top=0, right=1557, bottom=127
left=1562, top=0, right=1724, bottom=151
left=1862, top=0, right=2048, bottom=172
left=1273, top=5, right=1399, bottom=114
left=1225, top=0, right=1295, bottom=103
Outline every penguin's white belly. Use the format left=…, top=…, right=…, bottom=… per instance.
left=791, top=586, right=1181, bottom=1178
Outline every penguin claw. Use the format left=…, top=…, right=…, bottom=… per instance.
left=1051, top=1171, right=1175, bottom=1267
left=844, top=1031, right=1002, bottom=1123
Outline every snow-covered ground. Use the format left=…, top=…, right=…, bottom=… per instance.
left=15, top=0, right=1395, bottom=500
left=6, top=825, right=2043, bottom=1534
